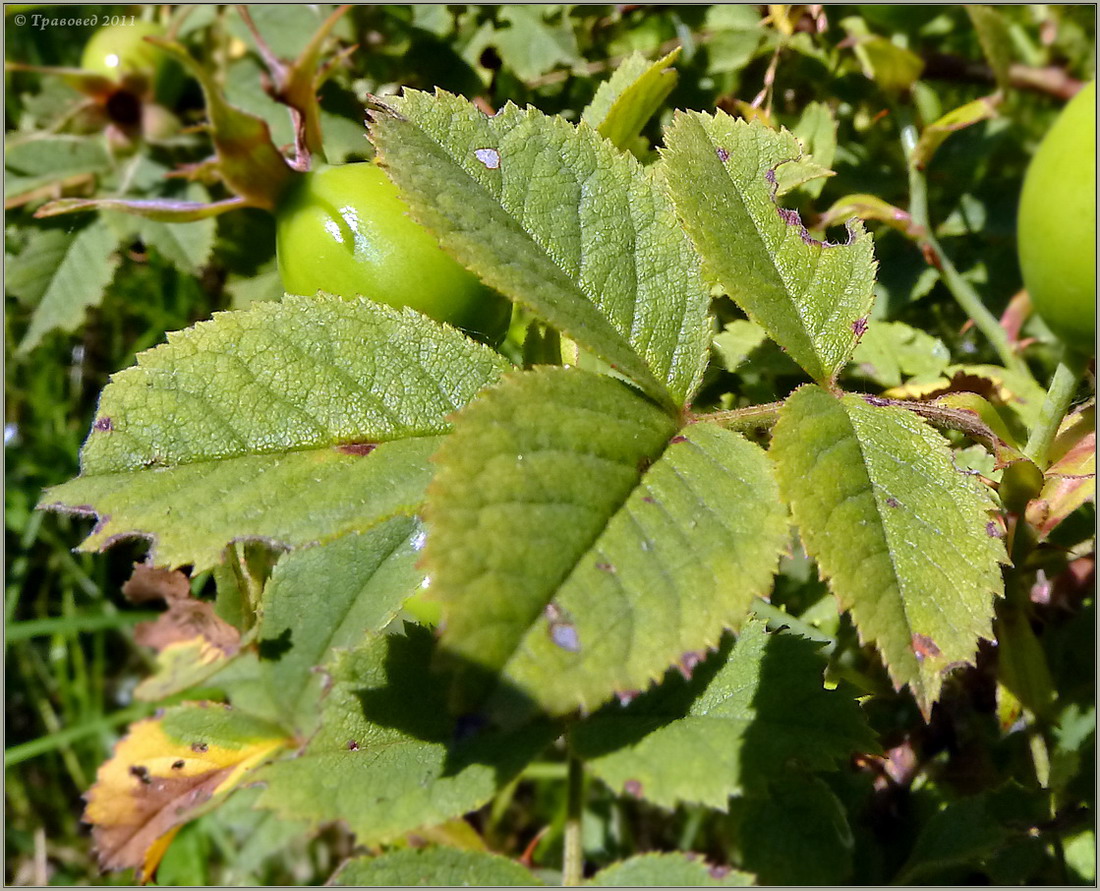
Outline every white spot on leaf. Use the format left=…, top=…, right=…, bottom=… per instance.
left=474, top=148, right=500, bottom=169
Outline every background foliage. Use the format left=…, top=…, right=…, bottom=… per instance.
left=5, top=4, right=1095, bottom=885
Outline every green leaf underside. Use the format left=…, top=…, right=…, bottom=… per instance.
left=663, top=112, right=876, bottom=385
left=331, top=848, right=543, bottom=886
left=770, top=385, right=1006, bottom=714
left=43, top=436, right=439, bottom=571
left=253, top=626, right=556, bottom=845
left=591, top=853, right=754, bottom=886
left=581, top=49, right=681, bottom=152
left=18, top=219, right=120, bottom=353
left=40, top=295, right=509, bottom=570
left=574, top=618, right=877, bottom=809
left=256, top=516, right=427, bottom=734
left=369, top=88, right=711, bottom=409
left=427, top=367, right=787, bottom=719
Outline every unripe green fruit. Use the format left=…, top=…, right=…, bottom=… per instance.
left=81, top=21, right=166, bottom=83
left=276, top=163, right=511, bottom=344
left=1017, top=81, right=1096, bottom=356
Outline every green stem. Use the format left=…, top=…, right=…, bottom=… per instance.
left=1024, top=355, right=1083, bottom=469
left=562, top=750, right=585, bottom=887
left=695, top=401, right=782, bottom=432
left=899, top=114, right=1033, bottom=382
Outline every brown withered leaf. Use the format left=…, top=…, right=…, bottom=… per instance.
left=84, top=710, right=285, bottom=881
left=133, top=602, right=240, bottom=657
left=124, top=563, right=240, bottom=657
left=122, top=564, right=191, bottom=604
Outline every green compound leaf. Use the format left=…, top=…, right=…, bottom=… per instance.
left=663, top=111, right=877, bottom=386
left=426, top=367, right=787, bottom=720
left=4, top=134, right=112, bottom=204
left=369, top=88, right=711, bottom=409
left=581, top=49, right=681, bottom=152
left=590, top=853, right=754, bottom=886
left=770, top=385, right=1007, bottom=716
left=574, top=618, right=877, bottom=809
left=331, top=848, right=543, bottom=886
left=17, top=219, right=121, bottom=354
left=255, top=516, right=427, bottom=735
left=41, top=295, right=509, bottom=570
left=252, top=625, right=556, bottom=845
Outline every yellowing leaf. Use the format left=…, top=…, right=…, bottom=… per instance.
left=84, top=706, right=287, bottom=881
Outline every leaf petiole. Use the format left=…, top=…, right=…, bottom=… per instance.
left=694, top=400, right=782, bottom=432
left=898, top=111, right=1035, bottom=384
left=1024, top=354, right=1086, bottom=469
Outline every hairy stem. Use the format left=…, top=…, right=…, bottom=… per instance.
left=1025, top=355, right=1084, bottom=469
left=898, top=113, right=1034, bottom=382
left=562, top=750, right=585, bottom=886
left=694, top=401, right=782, bottom=432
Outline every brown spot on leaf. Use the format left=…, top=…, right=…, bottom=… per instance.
left=129, top=765, right=151, bottom=785
left=346, top=740, right=359, bottom=751
left=93, top=416, right=113, bottom=432
left=595, top=562, right=615, bottom=573
left=716, top=147, right=729, bottom=162
left=191, top=742, right=208, bottom=754
left=171, top=760, right=185, bottom=770
left=641, top=496, right=656, bottom=504
left=911, top=633, right=941, bottom=662
left=677, top=651, right=706, bottom=680
left=335, top=441, right=377, bottom=456
left=885, top=497, right=900, bottom=508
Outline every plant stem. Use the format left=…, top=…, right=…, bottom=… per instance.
left=898, top=114, right=1033, bottom=382
left=1024, top=355, right=1083, bottom=469
left=562, top=749, right=585, bottom=887
left=695, top=401, right=782, bottom=432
